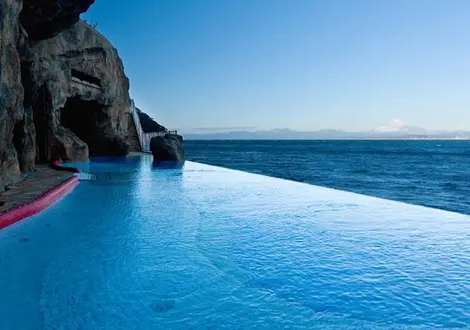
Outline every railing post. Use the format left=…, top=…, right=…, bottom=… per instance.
left=129, top=100, right=179, bottom=152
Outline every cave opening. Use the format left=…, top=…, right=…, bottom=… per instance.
left=60, top=97, right=106, bottom=156
left=32, top=86, right=51, bottom=163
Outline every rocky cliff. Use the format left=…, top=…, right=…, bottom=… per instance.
left=0, top=0, right=132, bottom=191
left=23, top=21, right=131, bottom=161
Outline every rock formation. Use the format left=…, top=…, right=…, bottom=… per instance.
left=0, top=0, right=132, bottom=192
left=150, top=134, right=185, bottom=167
left=1, top=0, right=24, bottom=189
left=23, top=20, right=131, bottom=161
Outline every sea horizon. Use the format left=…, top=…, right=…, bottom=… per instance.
left=184, top=137, right=470, bottom=141
left=185, top=139, right=470, bottom=215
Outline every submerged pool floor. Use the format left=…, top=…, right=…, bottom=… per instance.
left=1, top=155, right=470, bottom=329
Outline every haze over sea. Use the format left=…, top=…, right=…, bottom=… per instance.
left=185, top=140, right=470, bottom=215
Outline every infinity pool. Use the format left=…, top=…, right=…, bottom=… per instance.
left=1, top=155, right=470, bottom=329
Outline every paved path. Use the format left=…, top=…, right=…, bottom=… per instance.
left=0, top=165, right=73, bottom=213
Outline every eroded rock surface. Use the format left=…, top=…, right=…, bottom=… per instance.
left=24, top=21, right=131, bottom=161
left=1, top=0, right=27, bottom=189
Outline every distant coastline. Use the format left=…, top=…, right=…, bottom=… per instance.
left=182, top=128, right=470, bottom=141
left=184, top=137, right=470, bottom=141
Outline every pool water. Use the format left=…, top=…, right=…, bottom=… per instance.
left=1, top=154, right=470, bottom=329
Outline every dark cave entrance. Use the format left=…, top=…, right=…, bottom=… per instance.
left=33, top=86, right=51, bottom=163
left=13, top=120, right=24, bottom=160
left=60, top=97, right=106, bottom=157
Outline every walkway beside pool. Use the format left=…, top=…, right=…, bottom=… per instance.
left=0, top=165, right=74, bottom=229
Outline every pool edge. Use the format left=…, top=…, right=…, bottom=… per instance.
left=0, top=166, right=80, bottom=231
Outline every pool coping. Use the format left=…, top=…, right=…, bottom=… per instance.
left=0, top=162, right=80, bottom=231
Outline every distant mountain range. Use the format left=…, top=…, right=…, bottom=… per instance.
left=182, top=127, right=470, bottom=140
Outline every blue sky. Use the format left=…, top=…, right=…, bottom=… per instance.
left=82, top=0, right=470, bottom=132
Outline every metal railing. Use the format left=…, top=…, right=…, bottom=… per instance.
left=142, top=131, right=166, bottom=152
left=129, top=99, right=178, bottom=153
left=130, top=99, right=144, bottom=150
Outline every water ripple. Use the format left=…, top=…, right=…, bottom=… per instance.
left=1, top=158, right=470, bottom=328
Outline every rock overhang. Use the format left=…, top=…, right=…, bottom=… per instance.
left=20, top=0, right=95, bottom=40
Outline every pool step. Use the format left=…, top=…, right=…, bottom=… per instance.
left=74, top=172, right=134, bottom=183
left=74, top=173, right=97, bottom=181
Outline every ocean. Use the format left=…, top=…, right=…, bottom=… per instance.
left=185, top=140, right=470, bottom=215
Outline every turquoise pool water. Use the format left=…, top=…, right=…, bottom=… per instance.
left=1, top=154, right=470, bottom=329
